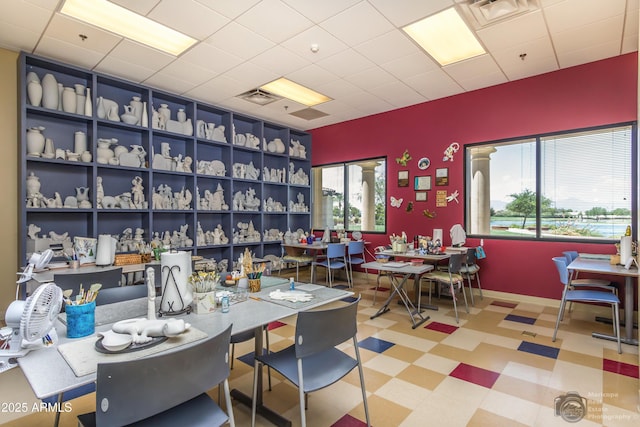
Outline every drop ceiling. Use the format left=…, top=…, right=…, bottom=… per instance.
left=1, top=0, right=637, bottom=130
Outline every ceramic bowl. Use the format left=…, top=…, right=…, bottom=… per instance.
left=98, top=330, right=132, bottom=352
left=376, top=254, right=390, bottom=263
left=120, top=113, right=138, bottom=125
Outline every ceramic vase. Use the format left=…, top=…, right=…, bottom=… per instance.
left=75, top=84, right=85, bottom=115
left=41, top=73, right=58, bottom=109
left=177, top=108, right=186, bottom=123
left=44, top=138, right=55, bottom=157
left=57, top=83, right=64, bottom=110
left=26, top=71, right=40, bottom=85
left=27, top=126, right=45, bottom=157
left=96, top=96, right=106, bottom=119
left=158, top=103, right=171, bottom=124
left=96, top=139, right=115, bottom=164
left=81, top=150, right=92, bottom=162
left=74, top=131, right=87, bottom=154
left=26, top=172, right=41, bottom=197
left=62, top=87, right=76, bottom=113
left=85, top=88, right=92, bottom=116
left=27, top=80, right=42, bottom=107
left=141, top=101, right=148, bottom=127
left=130, top=96, right=143, bottom=125
left=183, top=118, right=193, bottom=136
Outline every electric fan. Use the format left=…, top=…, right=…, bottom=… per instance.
left=16, top=249, right=54, bottom=285
left=0, top=283, right=62, bottom=373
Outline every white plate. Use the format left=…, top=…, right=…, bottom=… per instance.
left=418, top=157, right=430, bottom=170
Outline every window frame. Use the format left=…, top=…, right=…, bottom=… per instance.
left=312, top=156, right=387, bottom=234
left=464, top=122, right=638, bottom=243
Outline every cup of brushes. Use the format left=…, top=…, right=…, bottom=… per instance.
left=64, top=283, right=101, bottom=338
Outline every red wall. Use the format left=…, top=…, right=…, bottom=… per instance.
left=310, top=53, right=638, bottom=301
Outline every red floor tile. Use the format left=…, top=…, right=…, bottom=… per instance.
left=603, top=359, right=639, bottom=379
left=425, top=321, right=459, bottom=334
left=450, top=362, right=500, bottom=389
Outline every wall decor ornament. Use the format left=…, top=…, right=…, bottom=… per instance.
left=422, top=209, right=436, bottom=218
left=390, top=196, right=403, bottom=208
left=443, top=142, right=460, bottom=162
left=397, top=170, right=409, bottom=187
left=418, top=157, right=430, bottom=170
left=395, top=149, right=411, bottom=166
left=406, top=201, right=414, bottom=212
left=414, top=176, right=431, bottom=191
left=435, top=167, right=449, bottom=186
left=446, top=190, right=460, bottom=204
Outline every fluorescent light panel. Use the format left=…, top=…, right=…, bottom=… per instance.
left=60, top=0, right=197, bottom=56
left=260, top=78, right=331, bottom=107
left=403, top=7, right=485, bottom=66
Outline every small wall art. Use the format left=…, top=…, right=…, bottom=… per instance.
left=390, top=196, right=403, bottom=208
left=435, top=167, right=449, bottom=186
left=414, top=176, right=431, bottom=191
left=396, top=149, right=411, bottom=166
left=436, top=190, right=448, bottom=207
left=398, top=170, right=409, bottom=187
left=443, top=142, right=460, bottom=162
left=415, top=191, right=427, bottom=201
left=418, top=157, right=430, bottom=170
left=446, top=190, right=460, bottom=204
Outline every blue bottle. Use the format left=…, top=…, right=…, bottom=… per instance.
left=289, top=277, right=295, bottom=291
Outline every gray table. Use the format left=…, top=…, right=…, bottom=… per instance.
left=18, top=283, right=352, bottom=427
left=363, top=261, right=434, bottom=329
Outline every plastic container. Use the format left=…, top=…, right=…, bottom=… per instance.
left=66, top=301, right=96, bottom=338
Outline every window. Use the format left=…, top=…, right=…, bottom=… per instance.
left=465, top=124, right=636, bottom=240
left=312, top=158, right=386, bottom=233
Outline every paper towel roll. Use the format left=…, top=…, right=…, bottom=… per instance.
left=433, top=229, right=443, bottom=244
left=160, top=251, right=193, bottom=313
left=95, top=234, right=116, bottom=266
left=620, top=236, right=632, bottom=265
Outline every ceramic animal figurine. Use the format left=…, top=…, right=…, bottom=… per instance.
left=396, top=149, right=411, bottom=166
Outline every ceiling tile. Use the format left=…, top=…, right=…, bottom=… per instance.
left=193, top=0, right=260, bottom=19
left=159, top=57, right=216, bottom=87
left=102, top=39, right=175, bottom=71
left=109, top=0, right=159, bottom=15
left=490, top=37, right=558, bottom=81
left=340, top=90, right=394, bottom=115
left=94, top=55, right=158, bottom=83
left=44, top=14, right=122, bottom=54
left=148, top=0, right=229, bottom=40
left=251, top=45, right=310, bottom=77
left=557, top=39, right=623, bottom=68
left=179, top=41, right=243, bottom=75
left=316, top=49, right=375, bottom=78
left=235, top=0, right=313, bottom=44
left=221, top=61, right=279, bottom=89
left=34, top=36, right=107, bottom=69
left=544, top=0, right=626, bottom=33
left=282, top=0, right=360, bottom=23
left=320, top=2, right=394, bottom=47
left=4, top=0, right=53, bottom=33
left=355, top=29, right=422, bottom=65
left=285, top=63, right=339, bottom=89
left=315, top=78, right=361, bottom=99
left=551, top=15, right=624, bottom=54
left=367, top=0, right=453, bottom=27
left=143, top=71, right=197, bottom=95
left=477, top=11, right=549, bottom=52
left=280, top=25, right=348, bottom=63
left=343, top=66, right=395, bottom=89
left=187, top=73, right=247, bottom=103
left=366, top=80, right=425, bottom=108
left=404, top=69, right=463, bottom=101
left=379, top=51, right=440, bottom=80
left=444, top=55, right=507, bottom=91
left=0, top=23, right=41, bottom=53
left=205, top=21, right=274, bottom=60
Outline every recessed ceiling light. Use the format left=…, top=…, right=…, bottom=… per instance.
left=403, top=7, right=486, bottom=66
left=260, top=78, right=331, bottom=107
left=60, top=0, right=197, bottom=56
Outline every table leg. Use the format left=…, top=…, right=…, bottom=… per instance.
left=592, top=276, right=638, bottom=346
left=230, top=326, right=292, bottom=427
left=372, top=273, right=429, bottom=329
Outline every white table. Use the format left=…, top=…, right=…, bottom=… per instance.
left=363, top=261, right=433, bottom=329
left=568, top=256, right=638, bottom=346
left=18, top=284, right=352, bottom=427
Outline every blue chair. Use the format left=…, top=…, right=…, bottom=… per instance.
left=562, top=251, right=618, bottom=316
left=551, top=257, right=621, bottom=353
left=250, top=297, right=370, bottom=427
left=347, top=240, right=366, bottom=285
left=312, top=243, right=349, bottom=287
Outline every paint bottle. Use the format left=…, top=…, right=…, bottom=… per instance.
left=221, top=295, right=229, bottom=313
left=289, top=277, right=295, bottom=291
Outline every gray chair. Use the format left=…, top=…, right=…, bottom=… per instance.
left=251, top=296, right=370, bottom=427
left=561, top=251, right=618, bottom=316
left=280, top=248, right=313, bottom=281
left=420, top=253, right=469, bottom=323
left=552, top=257, right=621, bottom=353
left=312, top=243, right=350, bottom=287
left=459, top=249, right=483, bottom=305
left=347, top=240, right=367, bottom=285
left=78, top=324, right=235, bottom=427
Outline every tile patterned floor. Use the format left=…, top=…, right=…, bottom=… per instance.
left=3, top=270, right=639, bottom=427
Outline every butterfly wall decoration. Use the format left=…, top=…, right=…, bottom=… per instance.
left=390, top=196, right=403, bottom=208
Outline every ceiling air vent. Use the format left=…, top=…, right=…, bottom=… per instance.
left=457, top=0, right=539, bottom=28
left=289, top=108, right=328, bottom=121
left=238, top=89, right=280, bottom=106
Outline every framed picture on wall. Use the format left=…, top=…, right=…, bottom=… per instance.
left=414, top=176, right=431, bottom=190
left=415, top=191, right=427, bottom=201
left=435, top=168, right=449, bottom=186
left=398, top=170, right=409, bottom=187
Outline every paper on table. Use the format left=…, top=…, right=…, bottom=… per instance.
left=268, top=289, right=313, bottom=302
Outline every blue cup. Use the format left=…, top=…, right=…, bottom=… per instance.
left=66, top=301, right=96, bottom=338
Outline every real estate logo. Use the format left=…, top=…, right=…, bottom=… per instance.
left=554, top=391, right=587, bottom=422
